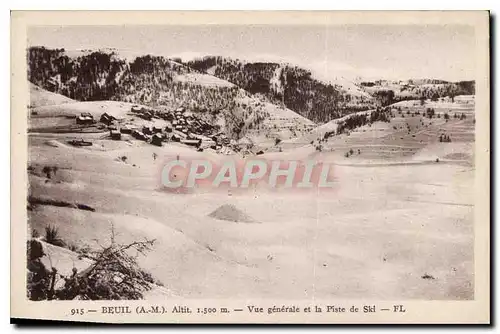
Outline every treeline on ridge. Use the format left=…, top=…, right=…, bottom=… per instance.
left=186, top=56, right=374, bottom=123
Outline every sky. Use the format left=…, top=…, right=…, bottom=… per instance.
left=27, top=24, right=476, bottom=82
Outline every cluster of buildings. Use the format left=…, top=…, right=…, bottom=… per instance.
left=72, top=106, right=234, bottom=151
left=127, top=106, right=225, bottom=149
left=72, top=106, right=244, bottom=153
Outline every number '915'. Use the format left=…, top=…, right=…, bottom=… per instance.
left=71, top=308, right=84, bottom=315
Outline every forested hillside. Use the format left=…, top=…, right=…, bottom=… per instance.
left=27, top=47, right=315, bottom=141
left=28, top=47, right=240, bottom=112
left=185, top=56, right=375, bottom=123
left=28, top=47, right=475, bottom=129
left=28, top=47, right=126, bottom=101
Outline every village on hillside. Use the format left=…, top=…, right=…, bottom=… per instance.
left=22, top=26, right=479, bottom=306
left=68, top=105, right=238, bottom=153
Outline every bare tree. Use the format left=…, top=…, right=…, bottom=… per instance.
left=27, top=226, right=158, bottom=301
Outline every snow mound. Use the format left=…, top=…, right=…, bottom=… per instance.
left=208, top=204, right=257, bottom=223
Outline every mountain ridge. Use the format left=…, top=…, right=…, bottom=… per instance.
left=27, top=47, right=475, bottom=127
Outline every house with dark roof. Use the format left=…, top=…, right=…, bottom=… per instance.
left=151, top=133, right=163, bottom=146
left=100, top=112, right=116, bottom=125
left=110, top=129, right=121, bottom=140
left=76, top=112, right=94, bottom=125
